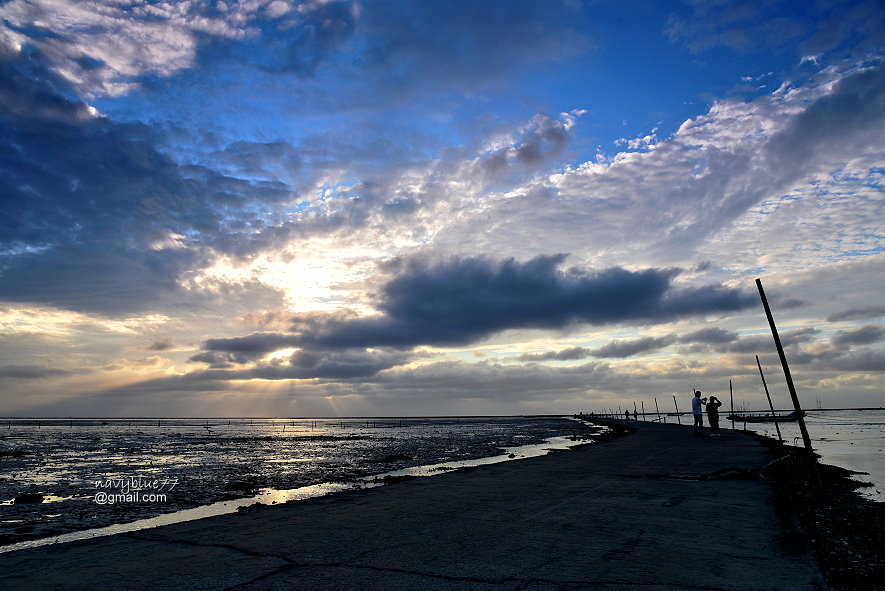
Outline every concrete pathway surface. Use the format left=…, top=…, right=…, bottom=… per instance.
left=0, top=420, right=827, bottom=590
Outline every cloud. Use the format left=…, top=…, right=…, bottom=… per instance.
left=0, top=0, right=356, bottom=97
left=0, top=50, right=286, bottom=314
left=516, top=347, right=592, bottom=362
left=0, top=364, right=74, bottom=379
left=199, top=255, right=756, bottom=365
left=723, top=327, right=820, bottom=354
left=148, top=339, right=174, bottom=351
left=764, top=63, right=885, bottom=178
left=680, top=327, right=739, bottom=344
left=348, top=1, right=591, bottom=100
left=827, top=306, right=885, bottom=322
left=664, top=0, right=884, bottom=59
left=822, top=350, right=885, bottom=372
left=588, top=335, right=678, bottom=358
left=188, top=346, right=412, bottom=380
left=520, top=326, right=743, bottom=361
left=832, top=324, right=885, bottom=347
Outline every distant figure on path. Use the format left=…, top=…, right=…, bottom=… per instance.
left=706, top=395, right=722, bottom=436
left=692, top=390, right=705, bottom=436
left=625, top=409, right=630, bottom=421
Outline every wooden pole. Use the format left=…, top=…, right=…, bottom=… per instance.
left=729, top=380, right=735, bottom=431
left=755, top=278, right=812, bottom=453
left=672, top=394, right=681, bottom=425
left=641, top=401, right=646, bottom=421
left=756, top=355, right=783, bottom=443
left=654, top=397, right=662, bottom=423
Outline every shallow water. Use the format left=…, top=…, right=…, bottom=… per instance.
left=0, top=416, right=601, bottom=550
left=727, top=409, right=885, bottom=502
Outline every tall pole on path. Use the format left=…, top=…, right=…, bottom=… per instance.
left=755, top=278, right=812, bottom=453
left=672, top=394, right=681, bottom=425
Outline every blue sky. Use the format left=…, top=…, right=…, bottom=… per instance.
left=1, top=0, right=883, bottom=417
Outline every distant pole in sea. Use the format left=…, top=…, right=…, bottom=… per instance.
left=730, top=380, right=735, bottom=431
left=756, top=355, right=783, bottom=443
left=672, top=395, right=681, bottom=425
left=654, top=397, right=662, bottom=423
left=755, top=277, right=812, bottom=453
left=641, top=401, right=646, bottom=421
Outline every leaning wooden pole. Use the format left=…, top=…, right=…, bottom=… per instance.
left=672, top=394, right=681, bottom=424
left=756, top=355, right=783, bottom=443
left=755, top=278, right=813, bottom=453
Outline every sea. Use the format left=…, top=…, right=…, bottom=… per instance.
left=0, top=415, right=600, bottom=552
left=2, top=411, right=881, bottom=554
left=732, top=409, right=885, bottom=502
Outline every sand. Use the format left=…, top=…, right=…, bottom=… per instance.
left=0, top=420, right=827, bottom=590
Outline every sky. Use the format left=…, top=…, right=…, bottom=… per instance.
left=0, top=0, right=883, bottom=418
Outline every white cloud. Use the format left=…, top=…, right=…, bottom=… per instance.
left=0, top=0, right=310, bottom=97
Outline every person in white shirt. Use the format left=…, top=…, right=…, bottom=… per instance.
left=691, top=390, right=705, bottom=436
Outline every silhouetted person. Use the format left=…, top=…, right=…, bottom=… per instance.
left=691, top=390, right=705, bottom=436
left=625, top=409, right=630, bottom=421
left=706, top=395, right=722, bottom=436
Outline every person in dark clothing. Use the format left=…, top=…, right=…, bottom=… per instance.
left=706, top=395, right=723, bottom=436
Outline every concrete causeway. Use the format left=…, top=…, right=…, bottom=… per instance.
left=0, top=420, right=827, bottom=590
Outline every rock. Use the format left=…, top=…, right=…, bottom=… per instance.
left=224, top=481, right=257, bottom=492
left=14, top=492, right=44, bottom=504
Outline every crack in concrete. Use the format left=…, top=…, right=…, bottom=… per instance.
left=126, top=531, right=297, bottom=564
left=125, top=531, right=736, bottom=590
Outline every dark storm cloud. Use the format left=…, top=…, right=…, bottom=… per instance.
left=832, top=324, right=885, bottom=347
left=0, top=51, right=287, bottom=314
left=203, top=255, right=756, bottom=356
